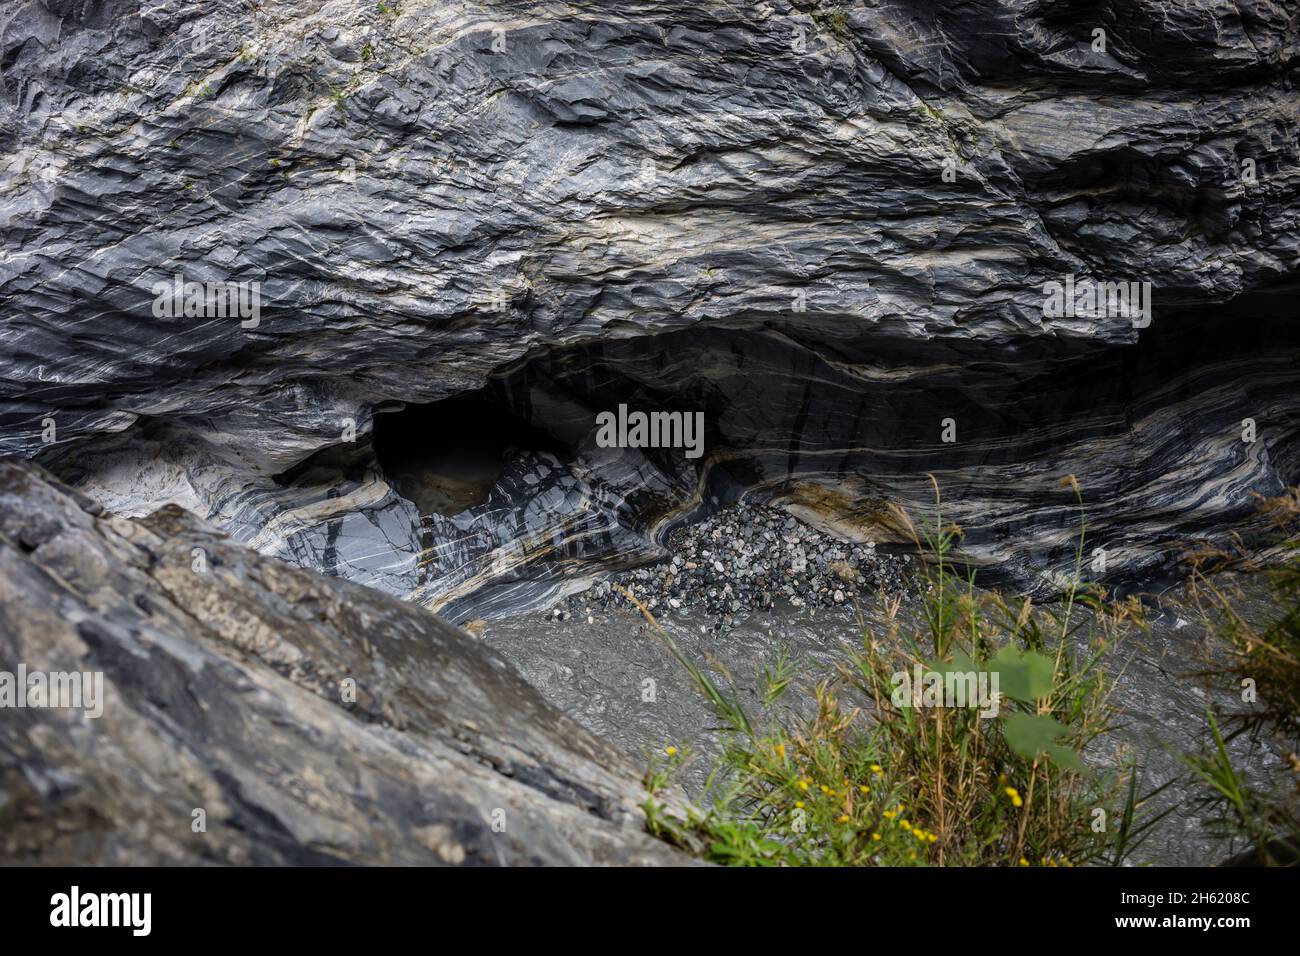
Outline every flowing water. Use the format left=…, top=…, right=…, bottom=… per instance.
left=483, top=574, right=1290, bottom=866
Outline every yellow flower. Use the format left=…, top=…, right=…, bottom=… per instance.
left=798, top=779, right=810, bottom=791
left=795, top=800, right=805, bottom=809
left=900, top=819, right=911, bottom=831
left=1004, top=786, right=1023, bottom=808
left=871, top=832, right=882, bottom=841
left=837, top=814, right=850, bottom=824
left=858, top=785, right=870, bottom=795
left=870, top=764, right=883, bottom=775
left=775, top=743, right=786, bottom=760
left=665, top=746, right=677, bottom=757
left=1019, top=857, right=1030, bottom=867
left=883, top=809, right=896, bottom=820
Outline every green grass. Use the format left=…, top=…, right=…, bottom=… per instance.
left=1178, top=489, right=1300, bottom=865
left=638, top=477, right=1171, bottom=866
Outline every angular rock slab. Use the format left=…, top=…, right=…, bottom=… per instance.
left=0, top=460, right=689, bottom=865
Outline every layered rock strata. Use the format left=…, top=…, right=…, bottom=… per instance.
left=0, top=459, right=688, bottom=865
left=1, top=1, right=1297, bottom=614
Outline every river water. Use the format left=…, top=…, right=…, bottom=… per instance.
left=484, top=574, right=1290, bottom=866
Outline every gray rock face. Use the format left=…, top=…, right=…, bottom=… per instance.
left=1, top=2, right=1298, bottom=614
left=0, top=459, right=688, bottom=865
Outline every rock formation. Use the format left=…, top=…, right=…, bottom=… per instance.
left=2, top=1, right=1297, bottom=616
left=0, top=459, right=688, bottom=864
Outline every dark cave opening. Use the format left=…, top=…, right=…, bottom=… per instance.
left=338, top=278, right=1300, bottom=615
left=372, top=391, right=571, bottom=517
left=369, top=278, right=1300, bottom=561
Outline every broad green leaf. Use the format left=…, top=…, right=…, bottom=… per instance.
left=1046, top=744, right=1087, bottom=773
left=989, top=644, right=1055, bottom=702
left=1002, top=712, right=1068, bottom=758
left=1002, top=713, right=1088, bottom=772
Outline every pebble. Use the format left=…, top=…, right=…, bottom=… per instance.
left=559, top=501, right=913, bottom=631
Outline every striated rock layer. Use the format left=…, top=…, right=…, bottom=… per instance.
left=2, top=1, right=1298, bottom=614
left=0, top=459, right=689, bottom=865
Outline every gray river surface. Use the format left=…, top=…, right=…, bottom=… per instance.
left=483, top=575, right=1291, bottom=866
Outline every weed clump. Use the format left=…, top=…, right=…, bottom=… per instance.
left=641, top=477, right=1167, bottom=866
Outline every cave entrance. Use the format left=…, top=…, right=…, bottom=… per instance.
left=372, top=391, right=568, bottom=517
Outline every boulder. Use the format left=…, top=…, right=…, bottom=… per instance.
left=0, top=459, right=690, bottom=865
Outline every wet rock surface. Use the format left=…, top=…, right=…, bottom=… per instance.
left=0, top=1, right=1295, bottom=617
left=0, top=460, right=690, bottom=866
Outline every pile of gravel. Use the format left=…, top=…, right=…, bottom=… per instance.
left=558, top=501, right=914, bottom=629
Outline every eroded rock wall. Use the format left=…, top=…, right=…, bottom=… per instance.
left=2, top=1, right=1298, bottom=612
